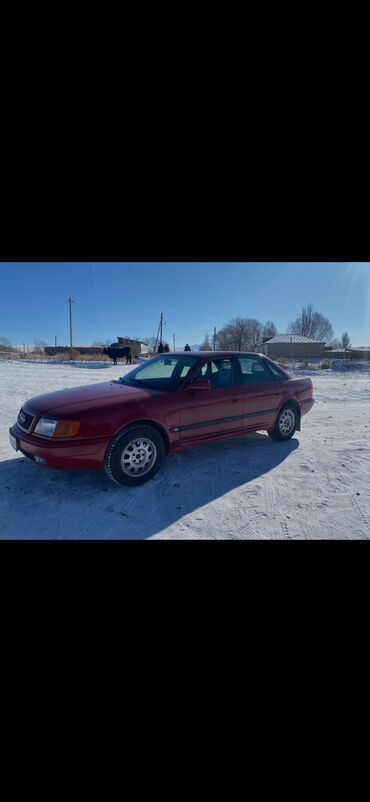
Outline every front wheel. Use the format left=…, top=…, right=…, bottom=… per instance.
left=104, top=425, right=166, bottom=486
left=268, top=404, right=298, bottom=442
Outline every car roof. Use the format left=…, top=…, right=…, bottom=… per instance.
left=168, top=351, right=266, bottom=358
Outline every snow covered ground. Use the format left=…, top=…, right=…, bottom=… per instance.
left=0, top=359, right=369, bottom=539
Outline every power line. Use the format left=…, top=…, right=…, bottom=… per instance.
left=165, top=319, right=215, bottom=335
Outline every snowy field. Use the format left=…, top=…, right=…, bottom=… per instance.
left=0, top=359, right=369, bottom=539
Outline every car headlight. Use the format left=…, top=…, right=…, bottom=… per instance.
left=34, top=418, right=58, bottom=436
left=34, top=418, right=80, bottom=437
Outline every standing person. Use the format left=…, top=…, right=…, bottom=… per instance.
left=157, top=342, right=164, bottom=354
left=184, top=343, right=191, bottom=351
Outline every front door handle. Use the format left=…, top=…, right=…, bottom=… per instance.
left=232, top=397, right=240, bottom=402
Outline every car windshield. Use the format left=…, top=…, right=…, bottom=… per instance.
left=120, top=355, right=199, bottom=391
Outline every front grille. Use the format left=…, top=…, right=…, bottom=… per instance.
left=17, top=408, right=35, bottom=432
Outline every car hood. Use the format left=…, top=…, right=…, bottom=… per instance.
left=23, top=381, right=157, bottom=418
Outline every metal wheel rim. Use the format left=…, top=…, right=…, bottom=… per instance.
left=121, top=437, right=157, bottom=476
left=279, top=409, right=295, bottom=436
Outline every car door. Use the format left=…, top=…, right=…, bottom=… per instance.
left=236, top=356, right=284, bottom=430
left=179, top=357, right=244, bottom=441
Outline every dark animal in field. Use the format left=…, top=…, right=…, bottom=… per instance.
left=103, top=345, right=132, bottom=365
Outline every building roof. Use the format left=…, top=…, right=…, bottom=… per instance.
left=264, top=334, right=324, bottom=344
left=117, top=337, right=148, bottom=346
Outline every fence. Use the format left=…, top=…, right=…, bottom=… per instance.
left=278, top=356, right=370, bottom=371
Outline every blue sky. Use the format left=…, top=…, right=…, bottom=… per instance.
left=1, top=262, right=370, bottom=347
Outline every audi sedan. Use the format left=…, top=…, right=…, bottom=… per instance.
left=9, top=352, right=314, bottom=486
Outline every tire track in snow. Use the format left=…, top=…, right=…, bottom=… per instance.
left=335, top=465, right=370, bottom=537
left=226, top=520, right=259, bottom=539
left=231, top=454, right=326, bottom=539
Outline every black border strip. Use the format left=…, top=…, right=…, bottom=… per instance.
left=170, top=407, right=278, bottom=434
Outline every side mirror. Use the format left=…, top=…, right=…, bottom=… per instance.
left=185, top=379, right=211, bottom=391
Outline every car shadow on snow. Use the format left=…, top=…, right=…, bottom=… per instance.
left=0, top=433, right=299, bottom=539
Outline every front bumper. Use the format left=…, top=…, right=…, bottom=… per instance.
left=9, top=423, right=109, bottom=471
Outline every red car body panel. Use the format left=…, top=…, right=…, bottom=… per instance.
left=9, top=353, right=314, bottom=472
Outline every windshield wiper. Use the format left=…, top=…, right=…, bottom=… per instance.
left=120, top=376, right=167, bottom=391
left=120, top=376, right=144, bottom=387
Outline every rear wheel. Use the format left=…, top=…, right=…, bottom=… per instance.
left=268, top=404, right=298, bottom=442
left=104, top=425, right=166, bottom=486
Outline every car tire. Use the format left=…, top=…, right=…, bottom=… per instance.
left=104, top=425, right=166, bottom=486
left=268, top=403, right=298, bottom=442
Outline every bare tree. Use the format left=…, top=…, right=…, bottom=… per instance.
left=199, top=332, right=211, bottom=350
left=262, top=321, right=277, bottom=340
left=33, top=339, right=48, bottom=353
left=0, top=336, right=12, bottom=350
left=216, top=317, right=263, bottom=352
left=216, top=319, right=245, bottom=351
left=232, top=318, right=250, bottom=350
left=91, top=339, right=112, bottom=347
left=143, top=336, right=158, bottom=354
left=341, top=332, right=351, bottom=351
left=327, top=337, right=341, bottom=349
left=248, top=319, right=263, bottom=351
left=288, top=305, right=333, bottom=342
left=215, top=327, right=231, bottom=350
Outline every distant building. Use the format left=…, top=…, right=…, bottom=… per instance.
left=325, top=346, right=370, bottom=361
left=262, top=334, right=326, bottom=359
left=44, top=337, right=150, bottom=359
left=13, top=344, right=34, bottom=353
left=117, top=337, right=149, bottom=355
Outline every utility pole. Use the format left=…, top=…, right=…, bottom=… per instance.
left=159, top=312, right=163, bottom=345
left=173, top=333, right=176, bottom=351
left=55, top=335, right=57, bottom=349
left=213, top=327, right=216, bottom=351
left=67, top=298, right=75, bottom=359
left=154, top=316, right=161, bottom=354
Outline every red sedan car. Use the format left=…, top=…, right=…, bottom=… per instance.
left=9, top=352, right=314, bottom=486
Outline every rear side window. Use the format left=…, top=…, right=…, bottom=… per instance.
left=266, top=361, right=288, bottom=380
left=237, top=357, right=273, bottom=385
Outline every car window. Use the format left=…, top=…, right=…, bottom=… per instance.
left=179, top=364, right=193, bottom=377
left=197, top=358, right=237, bottom=389
left=237, top=357, right=273, bottom=385
left=267, top=361, right=287, bottom=380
